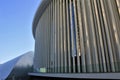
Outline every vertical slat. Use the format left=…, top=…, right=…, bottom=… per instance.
left=54, top=0, right=56, bottom=72
left=48, top=4, right=51, bottom=72
left=97, top=0, right=110, bottom=72
left=91, top=0, right=101, bottom=72
left=46, top=5, right=48, bottom=72
left=45, top=10, right=47, bottom=70
left=69, top=0, right=76, bottom=73
left=41, top=13, right=43, bottom=70
left=45, top=10, right=47, bottom=69
left=49, top=2, right=52, bottom=72
left=44, top=8, right=47, bottom=71
left=100, top=0, right=115, bottom=72
left=43, top=10, right=45, bottom=70
left=58, top=0, right=61, bottom=73
left=56, top=0, right=59, bottom=73
left=93, top=0, right=107, bottom=72
left=47, top=3, right=49, bottom=72
left=46, top=7, right=49, bottom=73
left=59, top=0, right=64, bottom=73
left=103, top=0, right=118, bottom=72
left=52, top=0, right=55, bottom=72
left=62, top=0, right=67, bottom=73
left=51, top=1, right=54, bottom=72
left=57, top=0, right=60, bottom=72
left=42, top=14, right=44, bottom=68
left=107, top=0, right=120, bottom=71
left=36, top=14, right=42, bottom=71
left=77, top=0, right=86, bottom=73
left=46, top=8, right=48, bottom=72
left=81, top=0, right=93, bottom=72
left=86, top=0, right=99, bottom=72
left=41, top=12, right=44, bottom=70
left=113, top=0, right=120, bottom=71
left=73, top=0, right=81, bottom=73
left=54, top=0, right=57, bottom=73
left=49, top=3, right=51, bottom=71
left=104, top=0, right=118, bottom=72
left=66, top=0, right=72, bottom=73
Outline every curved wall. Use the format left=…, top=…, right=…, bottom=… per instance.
left=33, top=0, right=120, bottom=73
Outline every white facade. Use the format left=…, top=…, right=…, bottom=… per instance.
left=32, top=1, right=120, bottom=79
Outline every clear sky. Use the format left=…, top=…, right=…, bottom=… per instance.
left=0, top=0, right=41, bottom=64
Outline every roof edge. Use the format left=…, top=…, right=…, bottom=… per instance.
left=29, top=73, right=120, bottom=79
left=32, top=0, right=52, bottom=38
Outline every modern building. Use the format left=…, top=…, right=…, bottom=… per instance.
left=0, top=51, right=33, bottom=80
left=31, top=0, right=120, bottom=79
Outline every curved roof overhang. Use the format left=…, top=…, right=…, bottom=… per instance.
left=0, top=51, right=33, bottom=80
left=32, top=0, right=52, bottom=38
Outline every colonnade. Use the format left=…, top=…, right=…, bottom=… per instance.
left=34, top=0, right=120, bottom=73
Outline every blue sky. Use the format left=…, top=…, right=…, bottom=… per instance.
left=0, top=0, right=41, bottom=63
